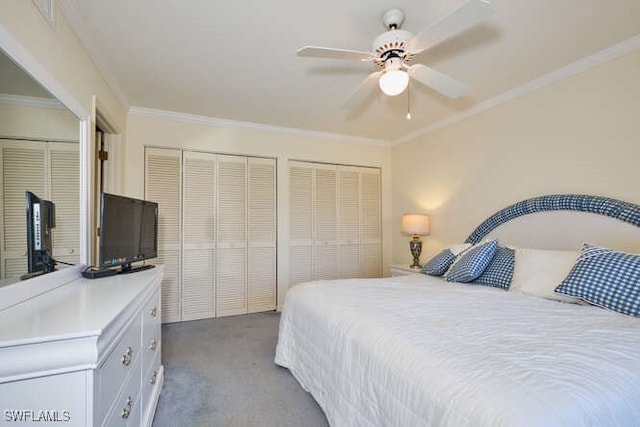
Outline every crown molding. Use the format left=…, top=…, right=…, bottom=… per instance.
left=0, top=93, right=66, bottom=109
left=56, top=0, right=130, bottom=111
left=393, top=34, right=640, bottom=145
left=128, top=106, right=393, bottom=147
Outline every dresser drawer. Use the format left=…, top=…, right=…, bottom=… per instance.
left=95, top=315, right=142, bottom=423
left=102, top=355, right=142, bottom=427
left=141, top=352, right=162, bottom=426
left=143, top=289, right=161, bottom=329
left=142, top=328, right=161, bottom=381
left=142, top=290, right=161, bottom=378
left=127, top=390, right=142, bottom=427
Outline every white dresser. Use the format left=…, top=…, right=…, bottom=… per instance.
left=0, top=266, right=164, bottom=426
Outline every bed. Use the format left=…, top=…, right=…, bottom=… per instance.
left=275, top=195, right=640, bottom=426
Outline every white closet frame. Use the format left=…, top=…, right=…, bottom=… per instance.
left=182, top=150, right=216, bottom=321
left=145, top=147, right=182, bottom=323
left=288, top=160, right=381, bottom=287
left=145, top=147, right=276, bottom=323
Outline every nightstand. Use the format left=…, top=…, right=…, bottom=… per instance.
left=389, top=264, right=424, bottom=277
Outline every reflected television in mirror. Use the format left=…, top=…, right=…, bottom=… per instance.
left=23, top=191, right=56, bottom=280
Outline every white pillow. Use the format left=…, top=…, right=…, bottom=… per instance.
left=510, top=248, right=581, bottom=303
left=448, top=243, right=472, bottom=256
left=440, top=243, right=473, bottom=275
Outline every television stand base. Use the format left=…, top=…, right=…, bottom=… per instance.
left=119, top=264, right=155, bottom=275
left=82, top=267, right=118, bottom=279
left=20, top=271, right=46, bottom=281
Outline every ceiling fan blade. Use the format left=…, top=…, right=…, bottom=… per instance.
left=407, top=0, right=494, bottom=54
left=408, top=64, right=468, bottom=99
left=340, top=72, right=381, bottom=111
left=297, top=46, right=372, bottom=61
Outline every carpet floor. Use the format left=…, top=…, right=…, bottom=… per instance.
left=152, top=312, right=329, bottom=427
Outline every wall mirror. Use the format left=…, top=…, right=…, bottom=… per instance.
left=0, top=47, right=80, bottom=284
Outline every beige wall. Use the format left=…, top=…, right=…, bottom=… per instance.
left=126, top=112, right=393, bottom=308
left=391, top=49, right=640, bottom=264
left=0, top=102, right=78, bottom=141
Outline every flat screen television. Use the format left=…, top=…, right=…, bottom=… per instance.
left=99, top=192, right=158, bottom=274
left=24, top=191, right=56, bottom=279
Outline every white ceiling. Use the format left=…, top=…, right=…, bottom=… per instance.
left=61, top=0, right=640, bottom=143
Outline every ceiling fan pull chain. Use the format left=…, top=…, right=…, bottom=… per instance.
left=406, top=79, right=412, bottom=120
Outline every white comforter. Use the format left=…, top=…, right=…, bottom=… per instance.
left=275, top=275, right=640, bottom=427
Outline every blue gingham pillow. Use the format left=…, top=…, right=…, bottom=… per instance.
left=421, top=244, right=471, bottom=276
left=422, top=249, right=456, bottom=276
left=555, top=244, right=640, bottom=317
left=446, top=240, right=498, bottom=283
left=472, top=246, right=515, bottom=289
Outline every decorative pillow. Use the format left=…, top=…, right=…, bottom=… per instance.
left=421, top=250, right=456, bottom=276
left=509, top=248, right=580, bottom=303
left=446, top=240, right=498, bottom=283
left=555, top=244, right=640, bottom=317
left=421, top=243, right=471, bottom=276
left=471, top=246, right=515, bottom=289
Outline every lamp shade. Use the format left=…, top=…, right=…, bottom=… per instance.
left=401, top=213, right=430, bottom=236
left=379, top=69, right=409, bottom=96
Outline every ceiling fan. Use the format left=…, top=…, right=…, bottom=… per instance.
left=297, top=0, right=493, bottom=111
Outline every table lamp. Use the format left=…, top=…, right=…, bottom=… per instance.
left=401, top=213, right=430, bottom=269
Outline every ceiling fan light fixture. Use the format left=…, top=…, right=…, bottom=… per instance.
left=297, top=0, right=493, bottom=109
left=379, top=69, right=409, bottom=96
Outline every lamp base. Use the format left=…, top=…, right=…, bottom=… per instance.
left=409, top=236, right=422, bottom=269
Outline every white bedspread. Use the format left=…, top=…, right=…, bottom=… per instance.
left=275, top=275, right=640, bottom=426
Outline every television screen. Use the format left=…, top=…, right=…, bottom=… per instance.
left=140, top=202, right=158, bottom=259
left=99, top=193, right=158, bottom=272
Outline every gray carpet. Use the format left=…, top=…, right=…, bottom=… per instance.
left=152, top=312, right=329, bottom=427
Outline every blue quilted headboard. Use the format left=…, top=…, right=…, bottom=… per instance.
left=465, top=194, right=640, bottom=245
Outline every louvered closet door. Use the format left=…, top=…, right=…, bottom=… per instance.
left=49, top=142, right=80, bottom=268
left=217, top=155, right=247, bottom=317
left=337, top=166, right=360, bottom=279
left=314, top=164, right=337, bottom=280
left=288, top=162, right=314, bottom=286
left=248, top=157, right=276, bottom=313
left=182, top=151, right=216, bottom=321
left=145, top=148, right=182, bottom=323
left=0, top=140, right=46, bottom=279
left=359, top=168, right=381, bottom=278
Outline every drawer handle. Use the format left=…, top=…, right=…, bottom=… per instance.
left=122, top=347, right=133, bottom=366
left=150, top=371, right=157, bottom=385
left=121, top=396, right=133, bottom=419
left=151, top=306, right=158, bottom=317
left=150, top=338, right=157, bottom=351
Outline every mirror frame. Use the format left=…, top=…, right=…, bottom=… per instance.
left=0, top=27, right=91, bottom=308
